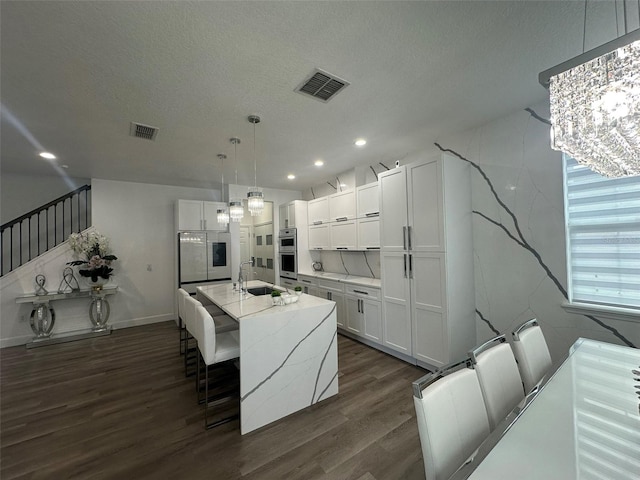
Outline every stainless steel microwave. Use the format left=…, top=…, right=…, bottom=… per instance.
left=279, top=228, right=296, bottom=252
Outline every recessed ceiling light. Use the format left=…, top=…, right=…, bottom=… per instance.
left=314, top=159, right=324, bottom=167
left=340, top=183, right=347, bottom=188
left=39, top=152, right=56, bottom=160
left=354, top=139, right=367, bottom=147
left=61, top=164, right=69, bottom=169
left=287, top=174, right=296, bottom=180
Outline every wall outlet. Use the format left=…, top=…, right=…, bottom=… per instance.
left=147, top=264, right=152, bottom=272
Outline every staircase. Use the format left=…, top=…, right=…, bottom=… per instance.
left=1, top=185, right=92, bottom=276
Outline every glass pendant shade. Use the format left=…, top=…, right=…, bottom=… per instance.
left=247, top=188, right=264, bottom=216
left=549, top=38, right=640, bottom=178
left=217, top=208, right=229, bottom=226
left=229, top=200, right=244, bottom=222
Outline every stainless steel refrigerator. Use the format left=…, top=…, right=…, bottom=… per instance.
left=178, top=232, right=232, bottom=291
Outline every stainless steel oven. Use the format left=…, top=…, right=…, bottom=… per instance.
left=279, top=228, right=297, bottom=279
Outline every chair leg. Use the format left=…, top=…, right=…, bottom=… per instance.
left=179, top=317, right=185, bottom=355
left=203, top=361, right=240, bottom=430
left=184, top=333, right=197, bottom=378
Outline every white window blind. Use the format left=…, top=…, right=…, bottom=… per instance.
left=564, top=155, right=640, bottom=310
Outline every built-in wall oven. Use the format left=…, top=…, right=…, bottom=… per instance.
left=279, top=228, right=297, bottom=280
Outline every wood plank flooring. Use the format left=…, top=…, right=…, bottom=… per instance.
left=1, top=321, right=427, bottom=479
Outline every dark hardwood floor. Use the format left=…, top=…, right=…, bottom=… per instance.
left=1, top=322, right=427, bottom=479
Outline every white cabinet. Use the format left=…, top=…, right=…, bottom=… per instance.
left=357, top=217, right=380, bottom=250
left=379, top=155, right=475, bottom=369
left=316, top=278, right=345, bottom=329
left=279, top=200, right=306, bottom=229
left=297, top=274, right=317, bottom=294
left=309, top=224, right=330, bottom=250
left=344, top=284, right=381, bottom=343
left=329, top=220, right=357, bottom=250
left=308, top=197, right=330, bottom=225
left=357, top=183, right=379, bottom=218
left=177, top=200, right=227, bottom=231
left=329, top=189, right=356, bottom=222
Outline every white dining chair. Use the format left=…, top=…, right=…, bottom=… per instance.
left=412, top=359, right=490, bottom=480
left=193, top=304, right=240, bottom=429
left=469, top=335, right=525, bottom=431
left=511, top=319, right=552, bottom=393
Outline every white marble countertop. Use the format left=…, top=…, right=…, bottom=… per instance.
left=197, top=280, right=334, bottom=320
left=297, top=272, right=381, bottom=289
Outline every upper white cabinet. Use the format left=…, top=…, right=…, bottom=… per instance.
left=279, top=200, right=307, bottom=229
left=357, top=217, right=380, bottom=250
left=308, top=197, right=329, bottom=225
left=329, top=220, right=357, bottom=250
left=356, top=183, right=379, bottom=218
left=177, top=200, right=228, bottom=231
left=379, top=155, right=475, bottom=369
left=329, top=189, right=356, bottom=222
left=308, top=224, right=330, bottom=250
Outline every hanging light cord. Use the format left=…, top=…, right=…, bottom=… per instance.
left=582, top=0, right=588, bottom=53
left=220, top=157, right=225, bottom=202
left=253, top=120, right=258, bottom=188
left=234, top=140, right=238, bottom=185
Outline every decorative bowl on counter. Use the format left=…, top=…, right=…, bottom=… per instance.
left=282, top=294, right=299, bottom=305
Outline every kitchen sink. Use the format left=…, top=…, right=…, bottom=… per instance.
left=246, top=286, right=279, bottom=296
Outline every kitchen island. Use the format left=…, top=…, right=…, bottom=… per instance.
left=196, top=280, right=338, bottom=434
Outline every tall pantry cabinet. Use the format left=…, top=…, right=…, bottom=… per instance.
left=379, top=154, right=475, bottom=369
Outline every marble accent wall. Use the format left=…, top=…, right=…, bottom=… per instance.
left=439, top=102, right=639, bottom=360
left=309, top=250, right=380, bottom=279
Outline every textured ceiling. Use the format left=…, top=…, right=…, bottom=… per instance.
left=0, top=1, right=624, bottom=191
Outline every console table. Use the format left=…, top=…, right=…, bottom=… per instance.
left=15, top=286, right=118, bottom=348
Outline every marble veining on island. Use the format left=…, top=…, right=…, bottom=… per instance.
left=197, top=280, right=338, bottom=435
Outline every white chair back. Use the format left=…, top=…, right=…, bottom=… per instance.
left=512, top=319, right=552, bottom=393
left=470, top=336, right=524, bottom=431
left=177, top=288, right=189, bottom=323
left=413, top=361, right=490, bottom=480
left=184, top=296, right=203, bottom=337
left=194, top=305, right=217, bottom=366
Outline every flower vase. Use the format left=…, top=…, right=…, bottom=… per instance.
left=85, top=276, right=109, bottom=291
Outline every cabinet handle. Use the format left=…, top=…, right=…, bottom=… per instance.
left=408, top=226, right=412, bottom=250
left=361, top=300, right=364, bottom=314
left=204, top=219, right=207, bottom=230
left=353, top=289, right=368, bottom=295
left=301, top=279, right=311, bottom=284
left=313, top=221, right=323, bottom=225
left=403, top=254, right=408, bottom=278
left=336, top=217, right=348, bottom=222
left=365, top=212, right=380, bottom=217
left=336, top=247, right=348, bottom=250
left=328, top=292, right=332, bottom=300
left=402, top=226, right=407, bottom=250
left=315, top=247, right=323, bottom=250
left=357, top=299, right=361, bottom=313
left=409, top=254, right=413, bottom=279
left=366, top=247, right=380, bottom=250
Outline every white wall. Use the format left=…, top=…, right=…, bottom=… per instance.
left=1, top=172, right=90, bottom=224
left=90, top=178, right=224, bottom=330
left=438, top=101, right=640, bottom=360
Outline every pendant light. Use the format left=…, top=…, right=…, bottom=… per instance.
left=216, top=153, right=229, bottom=227
left=247, top=115, right=264, bottom=216
left=228, top=137, right=244, bottom=222
left=539, top=1, right=640, bottom=177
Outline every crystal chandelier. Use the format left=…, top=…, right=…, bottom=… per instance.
left=229, top=137, right=244, bottom=222
left=216, top=153, right=229, bottom=227
left=540, top=27, right=640, bottom=178
left=247, top=115, right=264, bottom=216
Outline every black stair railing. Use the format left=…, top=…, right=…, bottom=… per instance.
left=1, top=185, right=91, bottom=276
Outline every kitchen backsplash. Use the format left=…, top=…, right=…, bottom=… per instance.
left=308, top=250, right=380, bottom=279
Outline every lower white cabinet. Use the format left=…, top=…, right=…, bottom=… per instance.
left=318, top=288, right=345, bottom=329
left=344, top=285, right=382, bottom=344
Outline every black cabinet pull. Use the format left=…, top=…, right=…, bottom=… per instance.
left=365, top=212, right=380, bottom=217
left=336, top=217, right=348, bottom=222
left=353, top=289, right=368, bottom=295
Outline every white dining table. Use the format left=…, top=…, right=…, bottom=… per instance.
left=452, top=338, right=640, bottom=480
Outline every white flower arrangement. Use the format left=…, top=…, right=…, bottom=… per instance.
left=67, top=231, right=117, bottom=281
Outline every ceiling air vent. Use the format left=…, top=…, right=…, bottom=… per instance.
left=295, top=69, right=349, bottom=103
left=129, top=122, right=159, bottom=141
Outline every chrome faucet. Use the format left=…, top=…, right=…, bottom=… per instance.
left=238, top=260, right=254, bottom=294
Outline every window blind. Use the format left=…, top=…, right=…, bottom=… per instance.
left=564, top=155, right=640, bottom=310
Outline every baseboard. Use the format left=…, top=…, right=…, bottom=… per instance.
left=1, top=314, right=176, bottom=348
left=1, top=334, right=34, bottom=349
left=337, top=329, right=418, bottom=366
left=111, top=313, right=175, bottom=330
